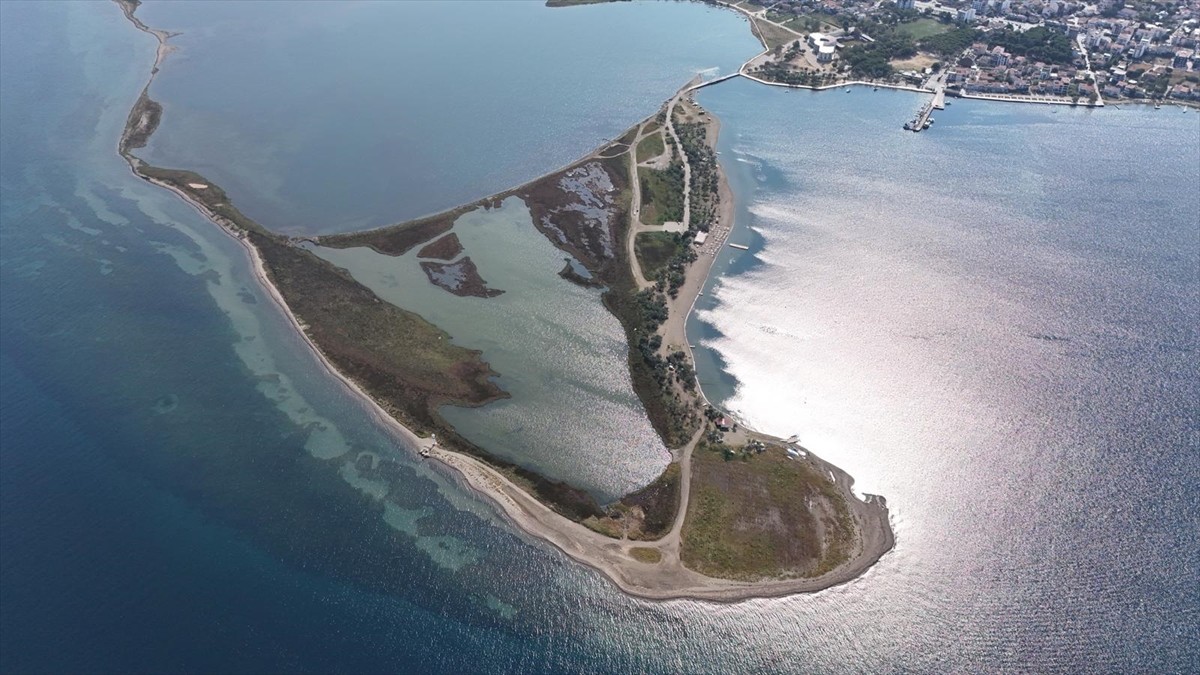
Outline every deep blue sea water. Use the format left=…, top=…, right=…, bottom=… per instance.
left=2, top=1, right=1198, bottom=673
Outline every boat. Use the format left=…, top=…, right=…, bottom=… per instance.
left=873, top=86, right=879, bottom=91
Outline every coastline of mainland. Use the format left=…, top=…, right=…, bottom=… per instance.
left=112, top=0, right=894, bottom=602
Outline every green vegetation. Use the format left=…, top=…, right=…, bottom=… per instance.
left=634, top=231, right=683, bottom=280
left=615, top=125, right=639, bottom=145
left=740, top=11, right=801, bottom=51
left=919, top=27, right=982, bottom=57
left=253, top=232, right=500, bottom=427
left=635, top=131, right=665, bottom=163
left=756, top=61, right=840, bottom=87
left=841, top=32, right=916, bottom=78
left=319, top=209, right=462, bottom=257
left=672, top=116, right=720, bottom=232
left=126, top=97, right=611, bottom=524
left=136, top=165, right=266, bottom=236
left=680, top=443, right=855, bottom=580
left=517, top=153, right=699, bottom=451
left=835, top=22, right=979, bottom=78
left=605, top=285, right=699, bottom=448
left=619, top=462, right=681, bottom=539
left=416, top=232, right=463, bottom=260
left=895, top=18, right=951, bottom=41
left=987, top=26, right=1075, bottom=65
left=638, top=164, right=684, bottom=225
left=120, top=92, right=162, bottom=152
left=630, top=547, right=663, bottom=563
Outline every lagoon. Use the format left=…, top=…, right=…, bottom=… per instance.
left=3, top=0, right=1198, bottom=672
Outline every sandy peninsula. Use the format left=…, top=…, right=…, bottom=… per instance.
left=113, top=0, right=893, bottom=602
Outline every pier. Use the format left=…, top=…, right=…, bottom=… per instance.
left=904, top=85, right=944, bottom=132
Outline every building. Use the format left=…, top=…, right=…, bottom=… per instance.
left=1134, top=36, right=1151, bottom=58
left=818, top=44, right=837, bottom=63
left=808, top=32, right=837, bottom=50
left=897, top=0, right=916, bottom=9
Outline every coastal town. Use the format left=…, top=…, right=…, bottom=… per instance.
left=716, top=0, right=1200, bottom=104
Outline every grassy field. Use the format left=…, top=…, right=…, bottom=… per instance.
left=630, top=547, right=662, bottom=563
left=680, top=443, right=854, bottom=581
left=896, top=18, right=952, bottom=40
left=635, top=231, right=684, bottom=280
left=637, top=165, right=684, bottom=225
left=748, top=14, right=801, bottom=51
left=635, top=132, right=665, bottom=164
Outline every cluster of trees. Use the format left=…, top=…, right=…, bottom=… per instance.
left=757, top=61, right=843, bottom=86
left=634, top=288, right=668, bottom=331
left=919, top=27, right=982, bottom=56
left=657, top=245, right=697, bottom=298
left=1133, top=68, right=1174, bottom=98
left=986, top=27, right=1074, bottom=65
left=773, top=39, right=805, bottom=62
left=842, top=32, right=917, bottom=77
left=674, top=120, right=720, bottom=232
left=840, top=24, right=979, bottom=77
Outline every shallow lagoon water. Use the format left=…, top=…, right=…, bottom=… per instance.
left=315, top=198, right=668, bottom=501
left=3, top=1, right=1199, bottom=672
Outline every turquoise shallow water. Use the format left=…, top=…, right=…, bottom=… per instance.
left=3, top=1, right=1198, bottom=672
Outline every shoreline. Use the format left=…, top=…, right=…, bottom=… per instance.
left=113, top=0, right=893, bottom=602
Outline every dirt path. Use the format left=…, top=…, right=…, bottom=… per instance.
left=626, top=123, right=654, bottom=289
left=664, top=94, right=692, bottom=232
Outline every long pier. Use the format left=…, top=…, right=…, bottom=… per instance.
left=905, top=85, right=944, bottom=132
left=688, top=72, right=742, bottom=92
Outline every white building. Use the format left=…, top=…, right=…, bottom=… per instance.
left=1134, top=36, right=1151, bottom=58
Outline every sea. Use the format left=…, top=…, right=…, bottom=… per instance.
left=1, top=1, right=1197, bottom=673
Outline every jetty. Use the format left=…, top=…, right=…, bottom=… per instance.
left=903, top=100, right=934, bottom=132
